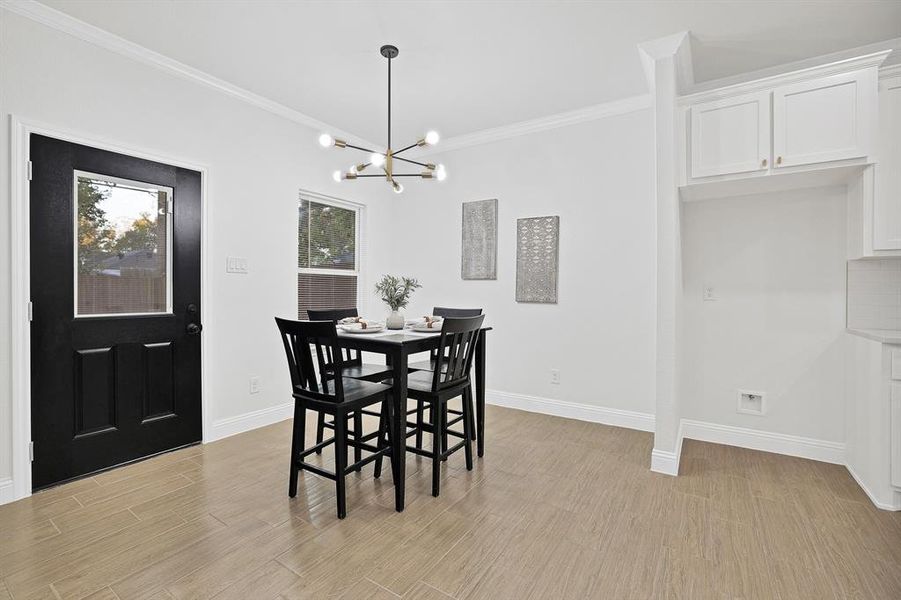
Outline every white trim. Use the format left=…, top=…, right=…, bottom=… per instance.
left=846, top=463, right=901, bottom=511
left=678, top=50, right=890, bottom=106
left=650, top=449, right=680, bottom=476
left=651, top=419, right=684, bottom=476
left=0, top=478, right=13, bottom=504
left=208, top=402, right=294, bottom=442
left=0, top=0, right=375, bottom=149
left=417, top=95, right=651, bottom=156
left=680, top=419, right=845, bottom=465
left=485, top=389, right=655, bottom=432
left=8, top=115, right=211, bottom=505
left=879, top=63, right=901, bottom=81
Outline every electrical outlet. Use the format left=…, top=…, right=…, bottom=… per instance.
left=550, top=369, right=560, bottom=385
left=249, top=376, right=261, bottom=394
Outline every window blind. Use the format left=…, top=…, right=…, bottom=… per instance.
left=298, top=195, right=359, bottom=319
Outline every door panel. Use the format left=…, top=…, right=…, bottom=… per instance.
left=30, top=134, right=202, bottom=490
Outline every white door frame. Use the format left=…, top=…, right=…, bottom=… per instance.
left=8, top=115, right=212, bottom=503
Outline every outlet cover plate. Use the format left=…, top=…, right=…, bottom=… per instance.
left=737, top=389, right=766, bottom=415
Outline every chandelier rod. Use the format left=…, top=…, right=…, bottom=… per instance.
left=387, top=50, right=392, bottom=150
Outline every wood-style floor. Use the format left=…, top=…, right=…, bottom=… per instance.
left=2, top=404, right=900, bottom=600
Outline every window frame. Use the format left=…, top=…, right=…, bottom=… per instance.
left=297, top=189, right=364, bottom=316
left=72, top=170, right=174, bottom=319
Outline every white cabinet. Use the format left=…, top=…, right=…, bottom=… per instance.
left=690, top=92, right=770, bottom=178
left=875, top=74, right=901, bottom=251
left=773, top=70, right=875, bottom=168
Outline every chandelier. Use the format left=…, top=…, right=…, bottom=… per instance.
left=318, top=45, right=446, bottom=194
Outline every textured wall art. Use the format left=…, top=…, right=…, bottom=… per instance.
left=516, top=216, right=559, bottom=303
left=461, top=199, right=498, bottom=280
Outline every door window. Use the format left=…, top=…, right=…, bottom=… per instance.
left=74, top=171, right=173, bottom=316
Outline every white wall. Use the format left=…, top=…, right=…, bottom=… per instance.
left=380, top=110, right=658, bottom=415
left=681, top=186, right=849, bottom=443
left=0, top=12, right=393, bottom=481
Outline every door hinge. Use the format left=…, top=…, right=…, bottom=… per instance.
left=29, top=441, right=34, bottom=462
left=27, top=160, right=33, bottom=181
left=27, top=301, right=33, bottom=322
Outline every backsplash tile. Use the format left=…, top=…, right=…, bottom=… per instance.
left=847, top=258, right=901, bottom=330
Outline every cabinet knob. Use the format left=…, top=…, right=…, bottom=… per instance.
left=776, top=156, right=783, bottom=165
left=761, top=158, right=768, bottom=167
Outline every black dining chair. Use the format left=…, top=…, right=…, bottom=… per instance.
left=275, top=317, right=394, bottom=519
left=307, top=308, right=393, bottom=466
left=407, top=307, right=483, bottom=451
left=376, top=315, right=484, bottom=497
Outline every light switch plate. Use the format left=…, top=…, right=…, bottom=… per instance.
left=226, top=256, right=249, bottom=274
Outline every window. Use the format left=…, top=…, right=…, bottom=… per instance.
left=74, top=171, right=172, bottom=317
left=297, top=193, right=361, bottom=319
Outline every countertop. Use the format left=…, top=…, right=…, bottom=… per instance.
left=846, top=328, right=901, bottom=344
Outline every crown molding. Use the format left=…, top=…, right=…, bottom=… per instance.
left=880, top=63, right=901, bottom=80
left=638, top=31, right=693, bottom=93
left=416, top=94, right=651, bottom=157
left=679, top=49, right=892, bottom=106
left=0, top=0, right=376, bottom=148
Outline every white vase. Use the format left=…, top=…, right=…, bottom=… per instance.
left=386, top=310, right=404, bottom=330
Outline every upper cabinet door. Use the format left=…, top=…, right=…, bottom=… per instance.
left=690, top=91, right=771, bottom=179
left=773, top=70, right=875, bottom=168
left=875, top=76, right=901, bottom=251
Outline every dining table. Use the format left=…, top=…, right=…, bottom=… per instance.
left=335, top=325, right=491, bottom=512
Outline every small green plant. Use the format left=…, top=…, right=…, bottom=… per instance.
left=375, top=274, right=421, bottom=311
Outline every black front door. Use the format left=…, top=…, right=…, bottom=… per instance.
left=29, top=134, right=203, bottom=490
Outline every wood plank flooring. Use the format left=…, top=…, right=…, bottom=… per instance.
left=2, top=404, right=900, bottom=599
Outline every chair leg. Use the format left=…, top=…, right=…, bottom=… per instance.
left=431, top=403, right=441, bottom=497
left=462, top=388, right=474, bottom=471
left=441, top=404, right=449, bottom=462
left=353, top=411, right=363, bottom=471
left=334, top=413, right=348, bottom=519
left=288, top=401, right=306, bottom=497
left=374, top=401, right=388, bottom=479
left=415, top=400, right=424, bottom=450
left=315, top=412, right=325, bottom=454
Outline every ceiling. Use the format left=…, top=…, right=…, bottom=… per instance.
left=37, top=0, right=901, bottom=148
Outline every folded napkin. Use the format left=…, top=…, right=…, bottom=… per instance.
left=411, top=316, right=444, bottom=329
left=339, top=318, right=383, bottom=330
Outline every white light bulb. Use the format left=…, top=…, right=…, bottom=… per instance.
left=332, top=170, right=343, bottom=183
left=319, top=133, right=334, bottom=147
left=436, top=164, right=447, bottom=181
left=424, top=130, right=440, bottom=145
left=370, top=152, right=386, bottom=167
left=393, top=182, right=404, bottom=194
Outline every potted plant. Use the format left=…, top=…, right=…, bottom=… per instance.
left=375, top=274, right=421, bottom=329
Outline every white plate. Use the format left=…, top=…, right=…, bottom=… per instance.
left=340, top=324, right=385, bottom=334
left=410, top=324, right=443, bottom=333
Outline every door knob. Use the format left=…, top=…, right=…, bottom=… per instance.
left=186, top=322, right=203, bottom=335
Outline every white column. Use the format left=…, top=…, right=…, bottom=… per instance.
left=638, top=32, right=691, bottom=476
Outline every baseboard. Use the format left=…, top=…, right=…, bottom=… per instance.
left=846, top=464, right=901, bottom=511
left=680, top=419, right=845, bottom=465
left=208, top=401, right=294, bottom=442
left=650, top=419, right=684, bottom=476
left=650, top=449, right=680, bottom=476
left=486, top=389, right=655, bottom=432
left=0, top=478, right=14, bottom=505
